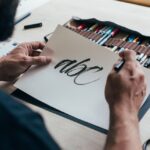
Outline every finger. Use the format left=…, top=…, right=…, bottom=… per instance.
left=8, top=42, right=46, bottom=55
left=27, top=56, right=51, bottom=66
left=108, top=50, right=137, bottom=77
left=119, top=49, right=136, bottom=61
left=28, top=42, right=46, bottom=55
left=29, top=41, right=46, bottom=50
left=19, top=42, right=46, bottom=55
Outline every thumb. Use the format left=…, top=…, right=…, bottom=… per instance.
left=27, top=56, right=51, bottom=66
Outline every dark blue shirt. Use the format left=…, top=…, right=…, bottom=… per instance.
left=0, top=90, right=60, bottom=150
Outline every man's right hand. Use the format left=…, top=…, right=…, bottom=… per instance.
left=104, top=50, right=147, bottom=150
left=105, top=50, right=147, bottom=114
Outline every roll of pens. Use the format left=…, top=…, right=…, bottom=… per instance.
left=64, top=18, right=150, bottom=70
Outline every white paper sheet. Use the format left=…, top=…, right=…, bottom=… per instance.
left=15, top=25, right=150, bottom=130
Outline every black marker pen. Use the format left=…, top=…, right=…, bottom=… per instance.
left=24, top=23, right=42, bottom=30
left=114, top=60, right=125, bottom=72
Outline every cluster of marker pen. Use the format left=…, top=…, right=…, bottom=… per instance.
left=65, top=19, right=150, bottom=69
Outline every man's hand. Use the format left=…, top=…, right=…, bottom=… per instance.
left=105, top=50, right=147, bottom=113
left=0, top=42, right=51, bottom=81
left=104, top=50, right=147, bottom=150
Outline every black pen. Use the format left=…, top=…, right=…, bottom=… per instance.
left=114, top=60, right=125, bottom=72
left=15, top=12, right=31, bottom=25
left=24, top=22, right=42, bottom=30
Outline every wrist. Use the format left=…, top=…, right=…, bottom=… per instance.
left=107, top=106, right=141, bottom=150
left=109, top=102, right=139, bottom=130
left=109, top=95, right=139, bottom=117
left=110, top=104, right=138, bottom=117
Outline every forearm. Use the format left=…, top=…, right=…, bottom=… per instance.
left=104, top=105, right=142, bottom=150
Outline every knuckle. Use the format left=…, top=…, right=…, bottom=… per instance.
left=17, top=42, right=30, bottom=50
left=127, top=50, right=136, bottom=56
left=124, top=50, right=136, bottom=60
left=125, top=61, right=135, bottom=69
left=17, top=43, right=26, bottom=48
left=36, top=57, right=43, bottom=63
left=18, top=56, right=29, bottom=65
left=138, top=72, right=145, bottom=81
left=124, top=61, right=138, bottom=74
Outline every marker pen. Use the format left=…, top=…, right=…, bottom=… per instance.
left=128, top=42, right=138, bottom=51
left=76, top=24, right=86, bottom=33
left=24, top=22, right=42, bottom=30
left=134, top=44, right=141, bottom=53
left=125, top=36, right=139, bottom=49
left=140, top=42, right=150, bottom=63
left=67, top=23, right=84, bottom=32
left=129, top=37, right=143, bottom=60
left=104, top=38, right=114, bottom=47
left=111, top=39, right=121, bottom=48
left=135, top=45, right=146, bottom=60
left=98, top=28, right=119, bottom=46
left=110, top=33, right=127, bottom=49
left=144, top=53, right=150, bottom=68
left=126, top=37, right=140, bottom=49
left=84, top=24, right=99, bottom=38
left=81, top=25, right=94, bottom=36
left=15, top=12, right=31, bottom=25
left=140, top=47, right=150, bottom=64
left=79, top=25, right=89, bottom=35
left=91, top=26, right=109, bottom=42
left=126, top=37, right=142, bottom=55
left=137, top=45, right=148, bottom=61
left=140, top=41, right=150, bottom=57
left=112, top=35, right=129, bottom=52
left=117, top=35, right=137, bottom=53
left=114, top=59, right=125, bottom=72
left=136, top=46, right=146, bottom=60
left=135, top=40, right=148, bottom=60
left=98, top=26, right=109, bottom=34
left=88, top=24, right=103, bottom=40
left=96, top=27, right=113, bottom=44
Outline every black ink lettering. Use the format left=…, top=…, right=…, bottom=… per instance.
left=74, top=66, right=103, bottom=85
left=54, top=59, right=77, bottom=73
left=54, top=58, right=104, bottom=85
left=66, top=64, right=87, bottom=76
left=64, top=58, right=90, bottom=73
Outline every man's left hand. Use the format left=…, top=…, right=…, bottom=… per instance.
left=0, top=42, right=51, bottom=81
